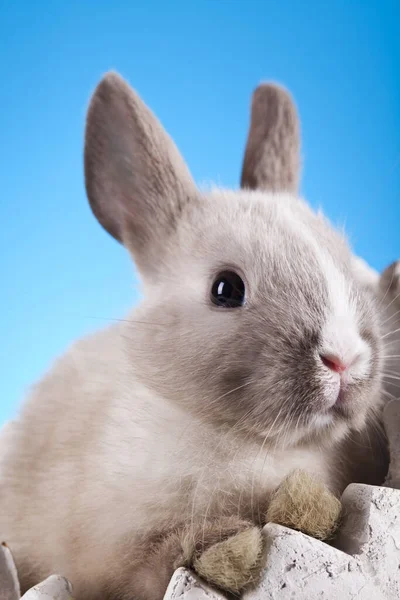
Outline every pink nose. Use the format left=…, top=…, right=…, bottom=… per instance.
left=320, top=353, right=348, bottom=374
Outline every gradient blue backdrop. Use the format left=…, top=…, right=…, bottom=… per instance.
left=1, top=0, right=399, bottom=424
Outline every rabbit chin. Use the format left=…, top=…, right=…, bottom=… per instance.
left=307, top=404, right=369, bottom=441
left=269, top=406, right=368, bottom=450
left=254, top=414, right=346, bottom=451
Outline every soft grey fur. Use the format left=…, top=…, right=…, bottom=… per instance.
left=0, top=73, right=390, bottom=600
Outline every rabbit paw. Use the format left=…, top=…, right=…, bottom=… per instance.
left=266, top=469, right=342, bottom=541
left=193, top=527, right=263, bottom=594
left=177, top=517, right=264, bottom=594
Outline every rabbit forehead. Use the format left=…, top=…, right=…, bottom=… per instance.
left=174, top=188, right=351, bottom=292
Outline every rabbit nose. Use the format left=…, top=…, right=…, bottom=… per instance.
left=320, top=353, right=349, bottom=374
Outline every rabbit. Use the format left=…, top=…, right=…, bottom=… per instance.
left=0, top=73, right=390, bottom=600
left=378, top=260, right=400, bottom=402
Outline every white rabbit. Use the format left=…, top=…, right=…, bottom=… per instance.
left=0, top=73, right=390, bottom=600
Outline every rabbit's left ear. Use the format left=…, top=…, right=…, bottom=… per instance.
left=240, top=83, right=301, bottom=194
left=84, top=72, right=197, bottom=273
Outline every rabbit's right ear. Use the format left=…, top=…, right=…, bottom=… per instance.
left=240, top=84, right=301, bottom=194
left=84, top=72, right=197, bottom=271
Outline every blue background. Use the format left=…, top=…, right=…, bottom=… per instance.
left=1, top=0, right=399, bottom=424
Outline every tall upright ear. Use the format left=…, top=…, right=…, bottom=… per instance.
left=84, top=72, right=197, bottom=269
left=240, top=83, right=300, bottom=194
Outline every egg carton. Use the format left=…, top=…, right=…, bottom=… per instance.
left=1, top=401, right=399, bottom=600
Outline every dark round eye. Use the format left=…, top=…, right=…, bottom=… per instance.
left=211, top=271, right=246, bottom=308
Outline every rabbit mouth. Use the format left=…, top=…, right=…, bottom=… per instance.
left=325, top=385, right=371, bottom=430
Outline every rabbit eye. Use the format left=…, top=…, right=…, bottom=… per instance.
left=211, top=271, right=245, bottom=308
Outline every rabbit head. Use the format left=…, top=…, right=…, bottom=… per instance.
left=84, top=73, right=382, bottom=449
